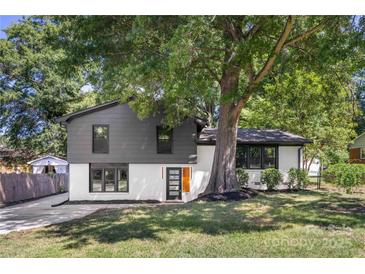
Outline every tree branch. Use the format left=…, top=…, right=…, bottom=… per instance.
left=284, top=18, right=331, bottom=47
left=190, top=59, right=221, bottom=82
left=192, top=47, right=225, bottom=52
left=247, top=62, right=255, bottom=82
left=235, top=17, right=295, bottom=111
left=252, top=16, right=294, bottom=85
left=222, top=17, right=245, bottom=42
left=202, top=63, right=221, bottom=83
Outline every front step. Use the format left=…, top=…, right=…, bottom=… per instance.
left=164, top=200, right=184, bottom=204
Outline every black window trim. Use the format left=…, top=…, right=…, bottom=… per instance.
left=236, top=144, right=278, bottom=170
left=89, top=163, right=129, bottom=193
left=249, top=145, right=262, bottom=169
left=236, top=145, right=249, bottom=169
left=262, top=145, right=279, bottom=169
left=156, top=125, right=173, bottom=154
left=92, top=124, right=109, bottom=154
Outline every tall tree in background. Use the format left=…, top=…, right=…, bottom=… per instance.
left=0, top=17, right=98, bottom=159
left=353, top=70, right=365, bottom=134
left=52, top=16, right=364, bottom=193
left=240, top=69, right=357, bottom=168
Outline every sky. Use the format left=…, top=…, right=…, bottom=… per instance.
left=0, top=15, right=24, bottom=39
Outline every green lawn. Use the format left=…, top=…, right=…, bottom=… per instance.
left=1, top=190, right=365, bottom=257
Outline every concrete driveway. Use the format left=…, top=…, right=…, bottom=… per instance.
left=0, top=193, right=136, bottom=235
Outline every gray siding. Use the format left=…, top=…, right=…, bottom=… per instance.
left=351, top=133, right=365, bottom=148
left=66, top=104, right=197, bottom=164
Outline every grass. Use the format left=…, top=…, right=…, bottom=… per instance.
left=0, top=189, right=365, bottom=257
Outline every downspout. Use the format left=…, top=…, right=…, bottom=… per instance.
left=56, top=120, right=70, bottom=203
left=298, top=146, right=303, bottom=170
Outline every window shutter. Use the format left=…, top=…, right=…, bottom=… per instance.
left=182, top=167, right=190, bottom=192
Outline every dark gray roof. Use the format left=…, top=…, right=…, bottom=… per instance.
left=56, top=99, right=208, bottom=127
left=56, top=100, right=120, bottom=124
left=197, top=128, right=311, bottom=145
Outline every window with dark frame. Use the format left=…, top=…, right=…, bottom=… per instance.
left=90, top=164, right=129, bottom=193
left=236, top=146, right=248, bottom=168
left=263, top=146, right=276, bottom=168
left=91, top=169, right=103, bottom=191
left=157, top=126, right=173, bottom=154
left=117, top=168, right=128, bottom=192
left=249, top=146, right=262, bottom=169
left=92, top=125, right=109, bottom=154
left=236, top=145, right=277, bottom=169
left=104, top=168, right=115, bottom=192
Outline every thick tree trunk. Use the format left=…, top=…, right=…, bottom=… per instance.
left=203, top=66, right=244, bottom=194
left=202, top=16, right=297, bottom=194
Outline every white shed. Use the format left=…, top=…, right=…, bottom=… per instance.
left=27, top=155, right=68, bottom=174
left=306, top=158, right=321, bottom=176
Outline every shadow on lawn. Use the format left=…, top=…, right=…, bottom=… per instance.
left=40, top=190, right=365, bottom=249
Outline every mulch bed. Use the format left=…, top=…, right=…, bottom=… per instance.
left=196, top=189, right=258, bottom=202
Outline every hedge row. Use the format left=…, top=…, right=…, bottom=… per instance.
left=236, top=167, right=309, bottom=191
left=323, top=163, right=365, bottom=193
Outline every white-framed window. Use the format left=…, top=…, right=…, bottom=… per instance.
left=361, top=148, right=365, bottom=159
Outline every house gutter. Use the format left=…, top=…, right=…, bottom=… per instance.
left=298, top=146, right=303, bottom=169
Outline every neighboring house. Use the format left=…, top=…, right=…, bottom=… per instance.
left=27, top=155, right=69, bottom=174
left=56, top=100, right=311, bottom=202
left=349, top=132, right=365, bottom=164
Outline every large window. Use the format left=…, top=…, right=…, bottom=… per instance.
left=236, top=145, right=277, bottom=169
left=90, top=164, right=128, bottom=192
left=157, top=126, right=173, bottom=154
left=236, top=146, right=248, bottom=168
left=249, top=146, right=262, bottom=169
left=92, top=125, right=109, bottom=153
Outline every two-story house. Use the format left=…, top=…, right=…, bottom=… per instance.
left=56, top=100, right=311, bottom=202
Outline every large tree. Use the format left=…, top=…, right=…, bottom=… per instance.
left=240, top=68, right=358, bottom=168
left=53, top=16, right=364, bottom=193
left=0, top=17, right=98, bottom=158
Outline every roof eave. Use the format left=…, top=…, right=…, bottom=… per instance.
left=55, top=100, right=120, bottom=124
left=196, top=140, right=312, bottom=145
left=27, top=155, right=68, bottom=165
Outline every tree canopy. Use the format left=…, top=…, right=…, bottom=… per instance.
left=240, top=68, right=358, bottom=167
left=0, top=17, right=98, bottom=159
left=53, top=15, right=365, bottom=192
left=1, top=16, right=365, bottom=193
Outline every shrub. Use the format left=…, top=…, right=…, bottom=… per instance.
left=323, top=163, right=365, bottom=193
left=296, top=169, right=310, bottom=189
left=288, top=168, right=297, bottom=190
left=236, top=168, right=249, bottom=189
left=288, top=168, right=310, bottom=190
left=261, top=168, right=282, bottom=191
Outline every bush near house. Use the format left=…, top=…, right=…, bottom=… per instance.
left=261, top=168, right=283, bottom=191
left=288, top=168, right=310, bottom=190
left=236, top=168, right=249, bottom=189
left=323, top=163, right=365, bottom=193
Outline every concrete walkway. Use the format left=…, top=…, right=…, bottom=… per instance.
left=0, top=193, right=137, bottom=235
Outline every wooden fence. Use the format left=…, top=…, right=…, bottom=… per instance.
left=0, top=173, right=68, bottom=204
